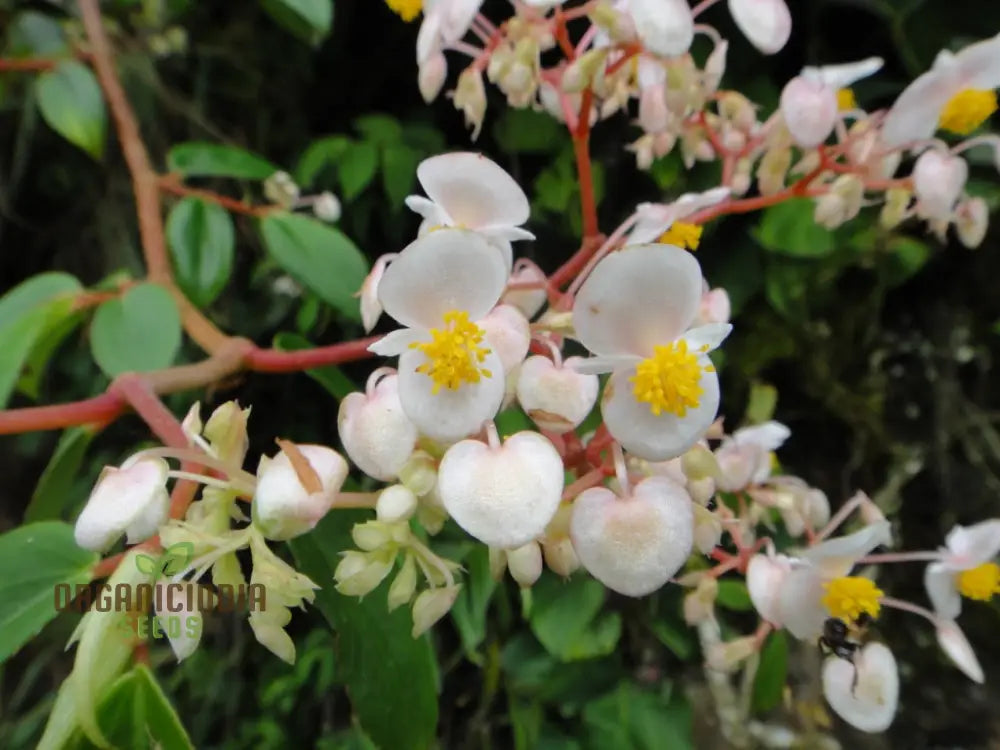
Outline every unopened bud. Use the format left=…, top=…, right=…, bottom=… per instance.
left=706, top=635, right=758, bottom=672
left=453, top=67, right=487, bottom=140
left=681, top=443, right=720, bottom=481
left=683, top=575, right=718, bottom=625
left=74, top=458, right=170, bottom=552
left=955, top=197, right=988, bottom=249
left=264, top=170, right=300, bottom=208
left=377, top=484, right=418, bottom=523
left=411, top=585, right=461, bottom=637
left=880, top=188, right=911, bottom=230
left=334, top=549, right=394, bottom=597
left=388, top=554, right=418, bottom=611
left=398, top=450, right=438, bottom=497
left=253, top=443, right=348, bottom=540
left=693, top=503, right=722, bottom=553
left=542, top=536, right=580, bottom=577
left=419, top=51, right=447, bottom=103
left=507, top=542, right=543, bottom=587
left=757, top=147, right=791, bottom=196
left=313, top=191, right=341, bottom=223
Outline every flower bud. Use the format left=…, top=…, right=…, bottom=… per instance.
left=681, top=443, right=720, bottom=481
left=503, top=260, right=547, bottom=319
left=728, top=0, right=791, bottom=55
left=411, top=585, right=461, bottom=637
left=388, top=554, right=418, bottom=611
left=481, top=304, right=530, bottom=373
left=757, top=146, right=791, bottom=196
left=313, top=191, right=341, bottom=223
left=437, top=431, right=563, bottom=548
left=74, top=458, right=170, bottom=552
left=334, top=549, right=394, bottom=597
left=377, top=484, right=418, bottom=523
left=542, top=536, right=580, bottom=577
left=955, top=197, right=988, bottom=248
left=913, top=149, right=968, bottom=221
left=688, top=477, right=716, bottom=507
left=507, top=542, right=543, bottom=587
left=399, top=450, right=437, bottom=497
left=692, top=503, right=722, bottom=553
left=338, top=372, right=418, bottom=482
left=517, top=355, right=599, bottom=432
left=253, top=443, right=348, bottom=540
left=419, top=51, right=448, bottom=103
left=639, top=84, right=669, bottom=134
left=698, top=287, right=731, bottom=326
left=202, top=400, right=251, bottom=465
left=352, top=520, right=395, bottom=551
left=706, top=635, right=758, bottom=672
left=936, top=619, right=984, bottom=683
left=264, top=171, right=300, bottom=207
left=453, top=67, right=487, bottom=140
left=571, top=476, right=694, bottom=597
left=779, top=77, right=837, bottom=148
left=879, top=188, right=911, bottom=230
left=683, top=575, right=718, bottom=624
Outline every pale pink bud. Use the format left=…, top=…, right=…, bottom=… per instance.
left=639, top=84, right=669, bottom=133
left=779, top=77, right=837, bottom=148
left=74, top=458, right=170, bottom=552
left=913, top=149, right=968, bottom=221
left=728, top=0, right=791, bottom=55
left=571, top=476, right=694, bottom=597
left=936, top=620, right=984, bottom=683
left=419, top=51, right=448, bottom=103
left=503, top=260, right=548, bottom=318
left=692, top=504, right=722, bottom=554
left=481, top=304, right=531, bottom=373
left=698, top=287, right=731, bottom=326
left=507, top=542, right=544, bottom=587
left=338, top=371, right=418, bottom=482
left=253, top=443, right=348, bottom=540
left=955, top=196, right=988, bottom=248
left=516, top=355, right=599, bottom=432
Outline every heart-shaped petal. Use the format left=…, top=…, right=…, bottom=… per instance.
left=571, top=476, right=694, bottom=597
left=338, top=373, right=419, bottom=481
left=516, top=355, right=599, bottom=432
left=822, top=642, right=899, bottom=733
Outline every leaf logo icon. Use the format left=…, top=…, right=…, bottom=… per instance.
left=133, top=542, right=194, bottom=578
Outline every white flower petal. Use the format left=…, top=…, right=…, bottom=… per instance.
left=571, top=354, right=642, bottom=375
left=628, top=0, right=693, bottom=57
left=746, top=552, right=793, bottom=625
left=397, top=347, right=506, bottom=443
left=777, top=564, right=826, bottom=639
left=924, top=562, right=962, bottom=619
left=378, top=229, right=508, bottom=329
left=440, top=0, right=483, bottom=43
left=780, top=77, right=838, bottom=149
left=602, top=364, right=720, bottom=462
left=368, top=328, right=427, bottom=357
left=799, top=521, right=891, bottom=577
left=404, top=194, right=450, bottom=224
left=881, top=63, right=962, bottom=147
left=733, top=420, right=790, bottom=450
left=416, top=7, right=444, bottom=64
left=679, top=323, right=732, bottom=354
left=574, top=243, right=703, bottom=358
left=944, top=518, right=1000, bottom=567
left=801, top=57, right=884, bottom=90
left=727, top=0, right=791, bottom=55
left=954, top=31, right=1000, bottom=90
left=822, top=643, right=899, bottom=733
left=936, top=619, right=985, bottom=684
left=417, top=152, right=530, bottom=230
left=74, top=459, right=170, bottom=552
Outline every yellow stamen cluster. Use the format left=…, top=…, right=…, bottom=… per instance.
left=821, top=576, right=883, bottom=622
left=658, top=222, right=703, bottom=251
left=411, top=310, right=492, bottom=393
left=956, top=562, right=1000, bottom=602
left=630, top=340, right=709, bottom=417
left=385, top=0, right=422, bottom=22
left=939, top=89, right=998, bottom=135
left=836, top=88, right=857, bottom=111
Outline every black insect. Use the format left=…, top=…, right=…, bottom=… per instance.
left=818, top=612, right=872, bottom=693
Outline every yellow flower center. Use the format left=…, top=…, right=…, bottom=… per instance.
left=630, top=340, right=711, bottom=417
left=939, top=89, right=998, bottom=135
left=821, top=576, right=883, bottom=622
left=956, top=562, right=1000, bottom=602
left=658, top=222, right=703, bottom=251
left=836, top=88, right=857, bottom=111
left=385, top=0, right=422, bottom=22
left=410, top=310, right=492, bottom=393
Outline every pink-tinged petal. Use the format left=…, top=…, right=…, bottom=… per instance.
left=780, top=77, right=838, bottom=149
left=746, top=552, right=793, bottom=625
left=673, top=187, right=731, bottom=219
left=368, top=328, right=428, bottom=357
left=881, top=64, right=961, bottom=147
left=799, top=520, right=892, bottom=578
left=924, top=562, right=962, bottom=619
left=944, top=518, right=1000, bottom=567
left=628, top=0, right=693, bottom=57
left=416, top=6, right=443, bottom=64
left=574, top=243, right=703, bottom=357
left=954, top=32, right=1000, bottom=90
left=601, top=364, right=720, bottom=461
left=777, top=565, right=826, bottom=640
left=397, top=348, right=506, bottom=444
left=822, top=643, right=898, bottom=733
left=936, top=620, right=985, bottom=683
left=913, top=150, right=968, bottom=221
left=727, top=0, right=791, bottom=55
left=417, top=152, right=530, bottom=230
left=679, top=323, right=732, bottom=354
left=440, top=0, right=483, bottom=43
left=628, top=203, right=676, bottom=244
left=480, top=304, right=530, bottom=373
left=733, top=421, right=790, bottom=451
left=801, top=57, right=883, bottom=90
left=378, top=229, right=508, bottom=329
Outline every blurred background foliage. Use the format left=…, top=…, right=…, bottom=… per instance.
left=2, top=0, right=1000, bottom=747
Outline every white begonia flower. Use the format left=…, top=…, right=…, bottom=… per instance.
left=369, top=229, right=509, bottom=444
left=727, top=0, right=791, bottom=55
left=571, top=475, right=694, bottom=597
left=253, top=443, right=349, bottom=540
left=338, top=369, right=419, bottom=481
left=822, top=642, right=899, bottom=733
left=573, top=244, right=732, bottom=461
left=881, top=33, right=1000, bottom=147
left=517, top=354, right=600, bottom=433
left=923, top=518, right=1000, bottom=620
left=74, top=458, right=170, bottom=552
left=774, top=521, right=892, bottom=640
left=405, top=153, right=534, bottom=271
left=436, top=430, right=564, bottom=548
left=416, top=0, right=483, bottom=64
left=627, top=187, right=730, bottom=243
left=714, top=420, right=790, bottom=492
left=936, top=619, right=985, bottom=684
left=912, top=149, right=968, bottom=222
left=626, top=0, right=693, bottom=58
left=779, top=57, right=883, bottom=148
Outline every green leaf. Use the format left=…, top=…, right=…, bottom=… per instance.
left=647, top=617, right=695, bottom=660
left=0, top=272, right=82, bottom=409
left=493, top=108, right=564, bottom=154
left=272, top=332, right=357, bottom=400
left=167, top=142, right=279, bottom=180
left=381, top=143, right=421, bottom=209
left=7, top=11, right=68, bottom=56
left=339, top=141, right=379, bottom=200
left=753, top=198, right=835, bottom=257
left=260, top=212, right=369, bottom=320
left=166, top=197, right=236, bottom=306
left=716, top=580, right=754, bottom=611
left=530, top=574, right=622, bottom=661
left=35, top=61, right=107, bottom=159
left=296, top=135, right=352, bottom=187
left=0, top=522, right=98, bottom=665
left=745, top=382, right=778, bottom=424
left=355, top=114, right=403, bottom=145
left=582, top=682, right=693, bottom=750
left=883, top=236, right=931, bottom=287
left=752, top=630, right=788, bottom=713
left=90, top=283, right=182, bottom=377
left=289, top=511, right=439, bottom=749
left=495, top=406, right=533, bottom=438
left=24, top=427, right=97, bottom=523
left=259, top=0, right=334, bottom=46
left=450, top=546, right=496, bottom=657
left=68, top=664, right=193, bottom=749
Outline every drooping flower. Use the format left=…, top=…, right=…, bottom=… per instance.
left=338, top=369, right=419, bottom=481
left=625, top=0, right=694, bottom=58
left=727, top=0, right=791, bottom=55
left=404, top=153, right=534, bottom=269
left=924, top=518, right=1000, bottom=619
left=369, top=228, right=509, bottom=443
left=713, top=420, right=790, bottom=492
left=779, top=57, right=883, bottom=148
left=881, top=33, right=1000, bottom=147
left=572, top=244, right=731, bottom=461
left=911, top=148, right=968, bottom=222
left=74, top=458, right=171, bottom=552
left=627, top=187, right=730, bottom=243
